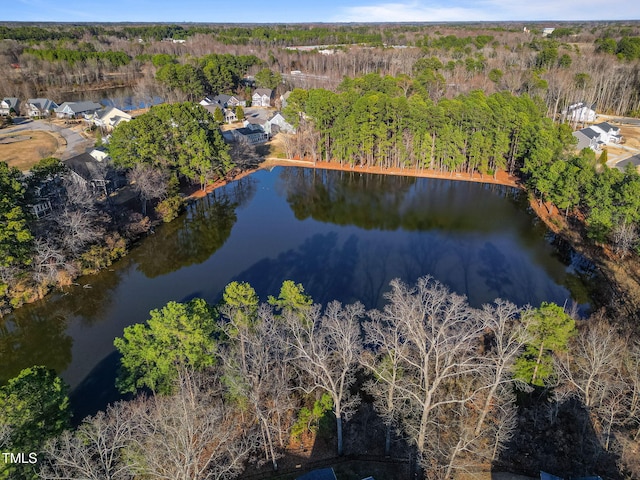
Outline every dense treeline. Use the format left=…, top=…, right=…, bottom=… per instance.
left=2, top=23, right=640, bottom=115
left=525, top=147, right=640, bottom=246
left=155, top=53, right=260, bottom=99
left=109, top=102, right=232, bottom=189
left=4, top=278, right=640, bottom=478
left=282, top=79, right=567, bottom=177
left=24, top=47, right=131, bottom=67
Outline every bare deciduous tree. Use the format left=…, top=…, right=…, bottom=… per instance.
left=127, top=163, right=169, bottom=216
left=219, top=304, right=295, bottom=470
left=283, top=300, right=364, bottom=456
left=40, top=401, right=137, bottom=480
left=611, top=221, right=638, bottom=259
left=367, top=277, right=487, bottom=474
left=128, top=371, right=256, bottom=480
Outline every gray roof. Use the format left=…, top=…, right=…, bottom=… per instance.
left=214, top=94, right=232, bottom=104
left=27, top=98, right=58, bottom=111
left=235, top=127, right=264, bottom=136
left=203, top=104, right=222, bottom=116
left=55, top=101, right=102, bottom=114
left=254, top=88, right=273, bottom=97
left=64, top=153, right=104, bottom=182
left=593, top=121, right=617, bottom=133
left=2, top=97, right=20, bottom=109
left=296, top=468, right=337, bottom=480
left=579, top=128, right=599, bottom=139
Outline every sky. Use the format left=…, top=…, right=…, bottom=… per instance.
left=6, top=0, right=640, bottom=23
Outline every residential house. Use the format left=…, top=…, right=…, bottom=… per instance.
left=200, top=94, right=245, bottom=109
left=542, top=27, right=555, bottom=37
left=202, top=104, right=238, bottom=124
left=31, top=199, right=53, bottom=219
left=252, top=88, right=273, bottom=107
left=64, top=152, right=110, bottom=195
left=55, top=101, right=102, bottom=119
left=88, top=107, right=132, bottom=132
left=267, top=112, right=295, bottom=134
left=563, top=101, right=597, bottom=123
left=231, top=127, right=268, bottom=145
left=279, top=91, right=291, bottom=109
left=25, top=98, right=58, bottom=118
left=572, top=122, right=622, bottom=151
left=243, top=110, right=294, bottom=136
left=591, top=122, right=622, bottom=143
left=0, top=97, right=20, bottom=116
left=573, top=128, right=603, bottom=151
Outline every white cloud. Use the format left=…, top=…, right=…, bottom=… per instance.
left=334, top=0, right=640, bottom=22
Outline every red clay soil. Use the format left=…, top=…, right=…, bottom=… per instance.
left=262, top=157, right=521, bottom=188
left=187, top=157, right=521, bottom=202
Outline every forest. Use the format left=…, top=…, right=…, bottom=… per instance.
left=2, top=278, right=640, bottom=479
left=2, top=22, right=640, bottom=114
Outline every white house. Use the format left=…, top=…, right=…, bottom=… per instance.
left=25, top=98, right=58, bottom=118
left=0, top=97, right=20, bottom=116
left=564, top=102, right=597, bottom=123
left=88, top=107, right=131, bottom=131
left=55, top=101, right=103, bottom=119
left=542, top=27, right=555, bottom=37
left=590, top=122, right=622, bottom=144
left=252, top=89, right=273, bottom=107
left=267, top=112, right=295, bottom=134
left=572, top=122, right=622, bottom=151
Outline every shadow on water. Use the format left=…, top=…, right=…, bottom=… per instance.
left=0, top=167, right=600, bottom=426
left=69, top=351, right=132, bottom=425
left=226, top=232, right=360, bottom=307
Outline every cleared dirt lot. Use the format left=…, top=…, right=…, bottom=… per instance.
left=0, top=129, right=62, bottom=171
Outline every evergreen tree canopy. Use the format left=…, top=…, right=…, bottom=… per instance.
left=109, top=102, right=233, bottom=190
left=0, top=366, right=70, bottom=480
left=114, top=298, right=218, bottom=394
left=515, top=302, right=575, bottom=386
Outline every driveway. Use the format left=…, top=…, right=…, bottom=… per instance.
left=3, top=118, right=94, bottom=159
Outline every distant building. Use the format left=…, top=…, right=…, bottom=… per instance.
left=25, top=98, right=58, bottom=118
left=252, top=88, right=273, bottom=107
left=231, top=126, right=268, bottom=145
left=542, top=27, right=555, bottom=37
left=55, top=101, right=102, bottom=119
left=87, top=107, right=132, bottom=132
left=572, top=122, right=622, bottom=151
left=0, top=97, right=20, bottom=116
left=563, top=101, right=597, bottom=123
left=64, top=152, right=109, bottom=195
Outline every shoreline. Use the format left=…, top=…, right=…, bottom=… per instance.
left=260, top=157, right=521, bottom=188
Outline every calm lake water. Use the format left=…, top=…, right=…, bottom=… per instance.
left=0, top=167, right=593, bottom=419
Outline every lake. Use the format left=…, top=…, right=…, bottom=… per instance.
left=0, top=167, right=593, bottom=419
